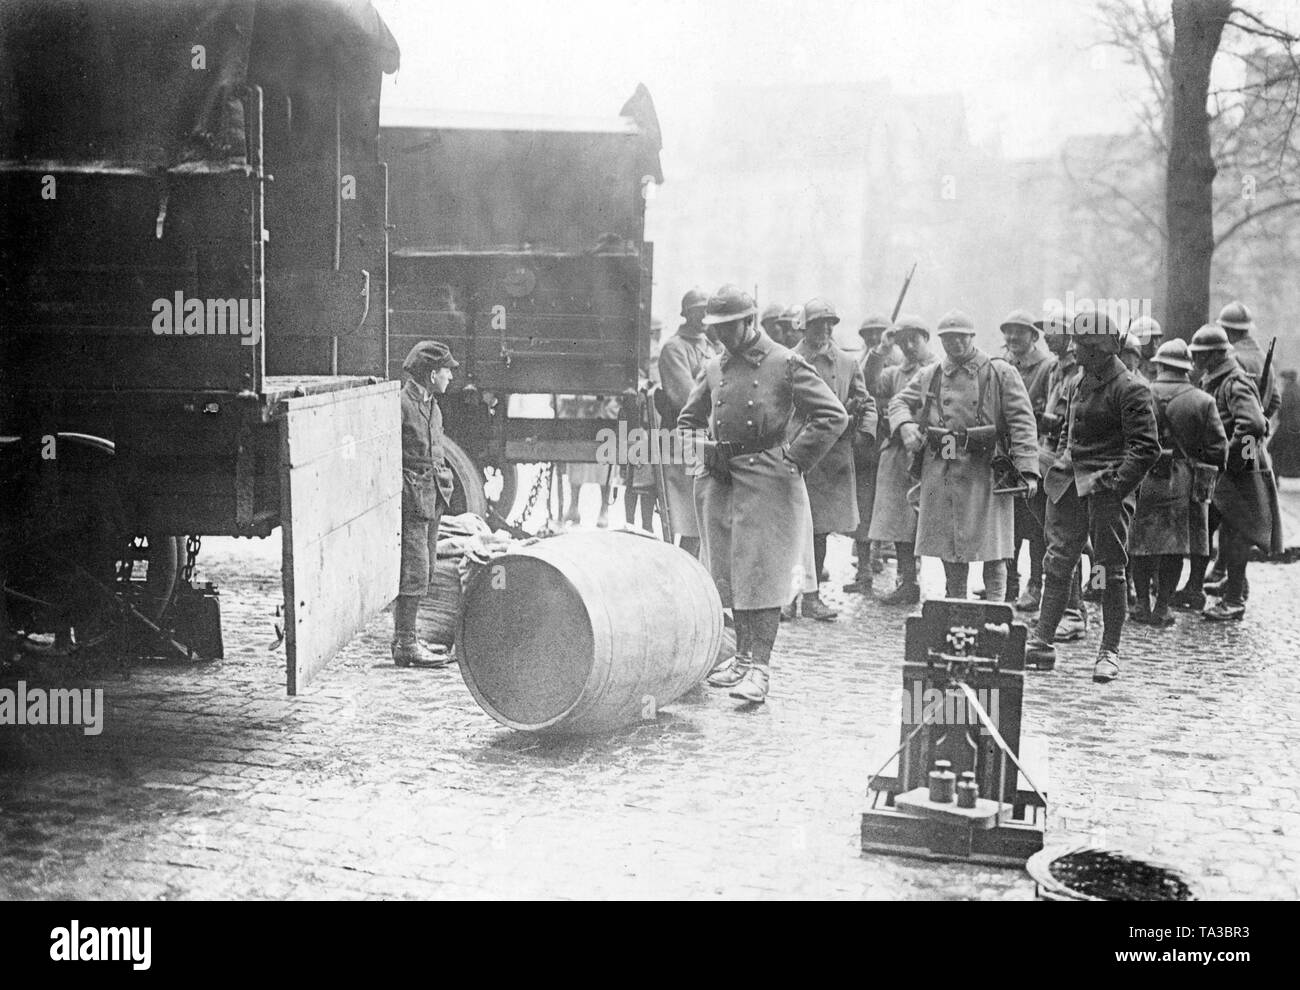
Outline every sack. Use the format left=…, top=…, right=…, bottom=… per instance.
left=1192, top=462, right=1218, bottom=503
left=418, top=560, right=463, bottom=645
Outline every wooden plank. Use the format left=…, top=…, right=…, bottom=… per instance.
left=280, top=380, right=401, bottom=694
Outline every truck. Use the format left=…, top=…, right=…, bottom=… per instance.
left=1, top=0, right=661, bottom=694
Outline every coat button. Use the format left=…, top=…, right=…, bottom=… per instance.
left=747, top=400, right=754, bottom=407
left=753, top=380, right=759, bottom=387
left=747, top=420, right=754, bottom=427
left=748, top=457, right=756, bottom=465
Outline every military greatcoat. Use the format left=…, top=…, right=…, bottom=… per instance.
left=677, top=330, right=848, bottom=609
left=1128, top=374, right=1227, bottom=557
left=889, top=348, right=1039, bottom=562
left=794, top=338, right=876, bottom=534
left=657, top=326, right=713, bottom=538
left=1201, top=357, right=1284, bottom=555
left=868, top=353, right=929, bottom=543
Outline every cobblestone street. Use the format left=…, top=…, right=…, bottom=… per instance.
left=3, top=516, right=1300, bottom=900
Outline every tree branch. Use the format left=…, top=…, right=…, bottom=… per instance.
left=1213, top=196, right=1300, bottom=247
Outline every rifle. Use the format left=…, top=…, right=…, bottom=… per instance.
left=1259, top=335, right=1277, bottom=408
left=890, top=263, right=917, bottom=323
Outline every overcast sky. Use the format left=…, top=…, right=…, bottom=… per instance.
left=375, top=0, right=1300, bottom=161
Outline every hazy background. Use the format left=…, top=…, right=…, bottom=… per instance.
left=375, top=0, right=1300, bottom=362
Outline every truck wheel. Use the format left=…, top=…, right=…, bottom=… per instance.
left=441, top=436, right=489, bottom=518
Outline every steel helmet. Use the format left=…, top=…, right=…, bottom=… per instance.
left=1151, top=338, right=1193, bottom=372
left=1119, top=331, right=1143, bottom=357
left=780, top=304, right=803, bottom=329
left=1070, top=310, right=1121, bottom=352
left=1035, top=302, right=1074, bottom=336
left=701, top=284, right=758, bottom=326
left=892, top=313, right=931, bottom=341
left=680, top=287, right=709, bottom=316
left=1216, top=300, right=1253, bottom=331
left=999, top=309, right=1040, bottom=337
left=936, top=309, right=976, bottom=336
left=760, top=302, right=785, bottom=326
left=802, top=297, right=840, bottom=326
left=1127, top=315, right=1162, bottom=344
left=1188, top=323, right=1231, bottom=352
left=858, top=313, right=892, bottom=335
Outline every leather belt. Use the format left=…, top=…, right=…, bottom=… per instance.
left=715, top=434, right=786, bottom=458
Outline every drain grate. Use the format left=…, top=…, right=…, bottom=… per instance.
left=1028, top=846, right=1199, bottom=901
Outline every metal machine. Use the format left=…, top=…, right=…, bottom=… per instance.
left=862, top=599, right=1050, bottom=865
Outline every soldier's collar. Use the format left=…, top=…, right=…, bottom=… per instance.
left=405, top=377, right=433, bottom=403
left=677, top=324, right=706, bottom=341
left=941, top=346, right=988, bottom=375
left=722, top=329, right=776, bottom=368
left=1082, top=355, right=1124, bottom=388
left=1004, top=347, right=1045, bottom=369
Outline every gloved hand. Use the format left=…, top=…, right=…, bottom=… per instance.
left=899, top=422, right=924, bottom=454
left=701, top=441, right=732, bottom=483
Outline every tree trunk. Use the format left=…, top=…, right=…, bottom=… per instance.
left=1166, top=0, right=1231, bottom=340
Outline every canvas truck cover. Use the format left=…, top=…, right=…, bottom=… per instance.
left=0, top=0, right=399, bottom=171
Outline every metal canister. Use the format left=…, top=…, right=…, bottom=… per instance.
left=957, top=771, right=979, bottom=808
left=928, top=760, right=956, bottom=803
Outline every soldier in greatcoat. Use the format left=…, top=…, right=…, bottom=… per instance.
left=1189, top=324, right=1283, bottom=621
left=788, top=298, right=877, bottom=619
left=1127, top=339, right=1227, bottom=627
left=999, top=309, right=1056, bottom=610
left=1218, top=301, right=1279, bottom=418
left=657, top=288, right=714, bottom=556
left=870, top=315, right=933, bottom=605
left=678, top=285, right=847, bottom=705
left=891, top=310, right=1040, bottom=603
left=1025, top=312, right=1160, bottom=683
left=845, top=314, right=900, bottom=593
left=393, top=341, right=459, bottom=668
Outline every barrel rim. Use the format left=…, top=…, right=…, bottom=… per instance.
left=456, top=548, right=597, bottom=731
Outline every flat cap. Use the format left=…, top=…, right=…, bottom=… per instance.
left=403, top=340, right=459, bottom=376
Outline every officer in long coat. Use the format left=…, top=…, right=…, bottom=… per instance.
left=1128, top=339, right=1227, bottom=626
left=892, top=310, right=1040, bottom=602
left=657, top=288, right=714, bottom=555
left=1000, top=309, right=1057, bottom=610
left=845, top=314, right=900, bottom=593
left=678, top=285, right=847, bottom=705
left=1025, top=312, right=1160, bottom=683
left=790, top=298, right=876, bottom=618
left=870, top=315, right=933, bottom=605
left=393, top=341, right=459, bottom=668
left=1190, top=324, right=1283, bottom=621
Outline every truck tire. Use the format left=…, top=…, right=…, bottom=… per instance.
left=441, top=436, right=489, bottom=518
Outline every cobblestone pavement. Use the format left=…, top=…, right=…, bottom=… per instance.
left=3, top=514, right=1300, bottom=900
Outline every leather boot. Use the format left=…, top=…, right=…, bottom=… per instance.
left=1054, top=608, right=1088, bottom=642
left=1014, top=583, right=1041, bottom=612
left=707, top=652, right=751, bottom=688
left=1024, top=634, right=1057, bottom=670
left=392, top=635, right=454, bottom=668
left=801, top=592, right=838, bottom=621
left=1093, top=649, right=1120, bottom=683
left=729, top=662, right=769, bottom=704
left=877, top=581, right=920, bottom=606
left=779, top=596, right=798, bottom=621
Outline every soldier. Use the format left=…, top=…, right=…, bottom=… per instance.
left=760, top=302, right=785, bottom=341
left=1127, top=339, right=1227, bottom=626
left=892, top=310, right=1040, bottom=602
left=1025, top=312, right=1160, bottom=682
left=1218, top=301, right=1279, bottom=418
left=1036, top=312, right=1088, bottom=640
left=1000, top=309, right=1057, bottom=610
left=679, top=285, right=848, bottom=704
left=782, top=304, right=806, bottom=350
left=1129, top=315, right=1164, bottom=380
left=1118, top=331, right=1147, bottom=379
left=789, top=299, right=877, bottom=617
left=870, top=314, right=933, bottom=605
left=657, top=288, right=714, bottom=556
left=845, top=314, right=899, bottom=594
left=392, top=340, right=459, bottom=669
left=1189, top=324, right=1283, bottom=621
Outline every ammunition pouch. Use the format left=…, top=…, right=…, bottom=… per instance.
left=925, top=427, right=953, bottom=452
left=963, top=424, right=1000, bottom=454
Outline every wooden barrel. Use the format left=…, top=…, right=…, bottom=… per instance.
left=457, top=530, right=723, bottom=734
